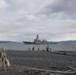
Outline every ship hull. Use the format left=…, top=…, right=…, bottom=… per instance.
left=23, top=41, right=57, bottom=44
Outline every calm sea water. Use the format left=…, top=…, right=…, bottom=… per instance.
left=0, top=42, right=76, bottom=51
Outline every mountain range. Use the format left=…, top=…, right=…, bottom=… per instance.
left=0, top=40, right=76, bottom=43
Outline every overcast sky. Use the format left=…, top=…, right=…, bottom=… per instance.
left=0, top=0, right=76, bottom=42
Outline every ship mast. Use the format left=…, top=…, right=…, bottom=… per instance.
left=36, top=34, right=39, bottom=40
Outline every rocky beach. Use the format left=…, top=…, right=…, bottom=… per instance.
left=0, top=50, right=76, bottom=75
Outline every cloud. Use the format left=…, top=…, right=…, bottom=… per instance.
left=0, top=0, right=8, bottom=9
left=38, top=0, right=76, bottom=19
left=0, top=0, right=76, bottom=41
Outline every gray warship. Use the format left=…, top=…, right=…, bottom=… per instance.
left=23, top=34, right=57, bottom=44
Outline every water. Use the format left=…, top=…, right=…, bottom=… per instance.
left=0, top=42, right=76, bottom=51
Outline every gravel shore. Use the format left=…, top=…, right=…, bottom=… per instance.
left=0, top=50, right=76, bottom=75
